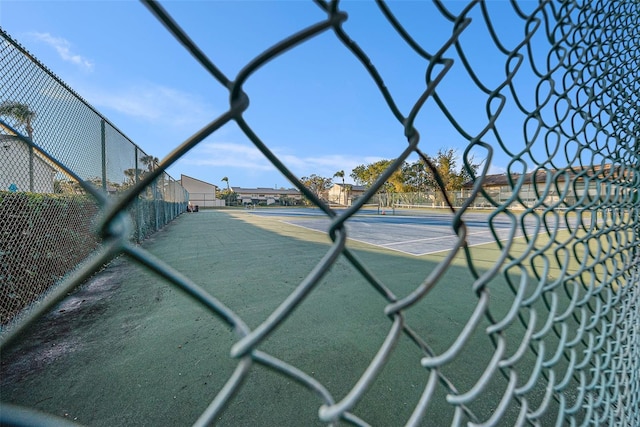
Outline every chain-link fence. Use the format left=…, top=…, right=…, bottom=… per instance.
left=372, top=165, right=632, bottom=211
left=0, top=28, right=188, bottom=327
left=2, top=0, right=640, bottom=425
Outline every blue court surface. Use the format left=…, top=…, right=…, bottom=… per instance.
left=248, top=208, right=562, bottom=256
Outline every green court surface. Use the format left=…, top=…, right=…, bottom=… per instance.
left=255, top=207, right=563, bottom=257
left=1, top=210, right=565, bottom=425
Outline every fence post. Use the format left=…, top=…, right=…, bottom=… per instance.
left=28, top=145, right=34, bottom=192
left=101, top=120, right=107, bottom=193
left=135, top=147, right=142, bottom=242
left=154, top=177, right=159, bottom=231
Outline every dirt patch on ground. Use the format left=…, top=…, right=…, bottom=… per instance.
left=0, top=261, right=124, bottom=384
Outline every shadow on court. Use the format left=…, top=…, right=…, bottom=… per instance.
left=278, top=214, right=520, bottom=257
left=251, top=207, right=560, bottom=257
left=1, top=210, right=563, bottom=426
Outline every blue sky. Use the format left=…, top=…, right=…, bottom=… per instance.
left=0, top=1, right=554, bottom=189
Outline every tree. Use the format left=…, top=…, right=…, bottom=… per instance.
left=0, top=101, right=35, bottom=138
left=140, top=155, right=159, bottom=172
left=300, top=174, right=333, bottom=204
left=123, top=168, right=145, bottom=186
left=402, top=158, right=435, bottom=193
left=343, top=184, right=353, bottom=206
left=458, top=154, right=480, bottom=187
left=350, top=159, right=406, bottom=206
left=432, top=148, right=479, bottom=192
left=220, top=176, right=234, bottom=205
left=217, top=188, right=237, bottom=205
left=350, top=159, right=404, bottom=193
left=436, top=149, right=457, bottom=191
left=333, top=170, right=345, bottom=205
left=221, top=176, right=230, bottom=192
left=137, top=155, right=160, bottom=199
left=348, top=151, right=479, bottom=206
left=351, top=160, right=391, bottom=188
left=54, top=178, right=83, bottom=194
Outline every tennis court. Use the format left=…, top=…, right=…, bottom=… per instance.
left=249, top=207, right=573, bottom=257
left=0, top=210, right=560, bottom=426
left=2, top=0, right=638, bottom=423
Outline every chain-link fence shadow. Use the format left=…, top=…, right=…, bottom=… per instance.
left=1, top=0, right=639, bottom=425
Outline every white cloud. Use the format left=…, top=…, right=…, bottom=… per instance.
left=27, top=32, right=94, bottom=71
left=276, top=152, right=382, bottom=179
left=180, top=141, right=381, bottom=180
left=183, top=142, right=275, bottom=171
left=80, top=83, right=218, bottom=129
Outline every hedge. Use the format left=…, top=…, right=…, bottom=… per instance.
left=0, top=191, right=101, bottom=324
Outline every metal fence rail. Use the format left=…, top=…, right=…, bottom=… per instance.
left=1, top=0, right=640, bottom=426
left=0, top=28, right=188, bottom=327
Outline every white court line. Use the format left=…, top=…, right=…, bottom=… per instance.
left=403, top=237, right=520, bottom=257
left=377, top=229, right=528, bottom=257
left=381, top=228, right=506, bottom=246
left=279, top=219, right=524, bottom=257
left=332, top=233, right=526, bottom=257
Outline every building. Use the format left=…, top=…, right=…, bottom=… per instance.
left=0, top=134, right=57, bottom=193
left=180, top=174, right=224, bottom=208
left=327, top=183, right=366, bottom=206
left=462, top=165, right=631, bottom=209
left=232, top=187, right=302, bottom=206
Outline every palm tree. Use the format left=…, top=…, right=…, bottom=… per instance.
left=221, top=176, right=232, bottom=205
left=333, top=170, right=345, bottom=205
left=124, top=168, right=144, bottom=186
left=0, top=101, right=35, bottom=139
left=140, top=155, right=159, bottom=172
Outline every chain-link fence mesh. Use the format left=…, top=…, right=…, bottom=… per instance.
left=1, top=0, right=640, bottom=425
left=0, top=28, right=188, bottom=327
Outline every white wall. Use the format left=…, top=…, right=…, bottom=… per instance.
left=0, top=136, right=56, bottom=193
left=181, top=174, right=224, bottom=207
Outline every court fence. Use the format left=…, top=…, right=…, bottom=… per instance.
left=186, top=193, right=225, bottom=209
left=371, top=165, right=634, bottom=211
left=1, top=1, right=640, bottom=426
left=0, top=28, right=188, bottom=327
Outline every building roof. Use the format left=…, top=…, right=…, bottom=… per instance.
left=462, top=164, right=627, bottom=188
left=232, top=187, right=301, bottom=196
left=180, top=174, right=219, bottom=189
left=333, top=183, right=366, bottom=192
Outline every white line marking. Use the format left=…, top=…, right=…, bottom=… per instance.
left=278, top=218, right=552, bottom=257
left=380, top=229, right=502, bottom=246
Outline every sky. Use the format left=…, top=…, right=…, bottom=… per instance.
left=0, top=0, right=561, bottom=189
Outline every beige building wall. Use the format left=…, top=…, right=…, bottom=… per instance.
left=465, top=171, right=611, bottom=209
left=180, top=174, right=224, bottom=207
left=0, top=135, right=57, bottom=193
left=327, top=183, right=365, bottom=206
left=232, top=187, right=302, bottom=205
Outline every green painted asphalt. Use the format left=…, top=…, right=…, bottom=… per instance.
left=1, top=209, right=561, bottom=426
